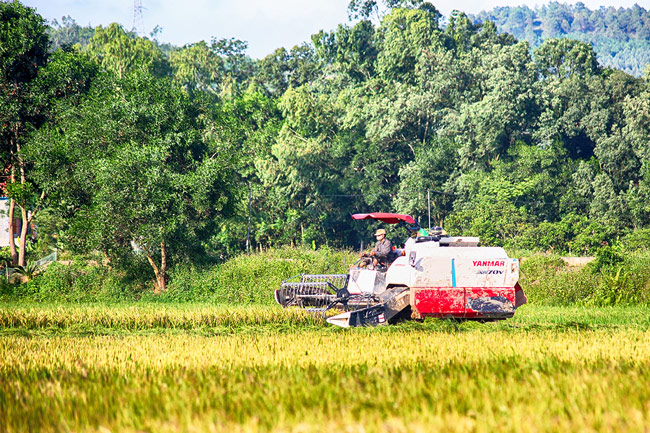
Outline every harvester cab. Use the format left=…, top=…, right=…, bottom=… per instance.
left=274, top=213, right=525, bottom=327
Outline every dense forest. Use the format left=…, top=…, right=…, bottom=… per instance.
left=2, top=0, right=650, bottom=291
left=46, top=3, right=650, bottom=77
left=472, top=2, right=650, bottom=76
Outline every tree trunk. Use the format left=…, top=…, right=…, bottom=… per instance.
left=146, top=240, right=167, bottom=294
left=8, top=140, right=17, bottom=265
left=15, top=127, right=29, bottom=267
left=18, top=205, right=28, bottom=267
left=7, top=199, right=17, bottom=265
left=159, top=240, right=167, bottom=292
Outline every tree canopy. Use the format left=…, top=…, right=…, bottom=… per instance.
left=2, top=0, right=650, bottom=290
left=472, top=2, right=650, bottom=76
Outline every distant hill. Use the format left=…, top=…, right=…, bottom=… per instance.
left=471, top=2, right=650, bottom=76
left=47, top=3, right=650, bottom=77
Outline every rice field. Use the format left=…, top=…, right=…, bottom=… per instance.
left=1, top=303, right=650, bottom=432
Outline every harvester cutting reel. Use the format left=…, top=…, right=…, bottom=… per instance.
left=274, top=273, right=410, bottom=327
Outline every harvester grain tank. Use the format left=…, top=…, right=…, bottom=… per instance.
left=274, top=213, right=526, bottom=327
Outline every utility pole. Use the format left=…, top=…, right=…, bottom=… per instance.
left=132, top=0, right=145, bottom=36
left=427, top=188, right=431, bottom=232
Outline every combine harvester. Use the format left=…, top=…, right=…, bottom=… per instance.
left=274, top=213, right=526, bottom=327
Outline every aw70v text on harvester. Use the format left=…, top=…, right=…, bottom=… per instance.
left=275, top=213, right=527, bottom=327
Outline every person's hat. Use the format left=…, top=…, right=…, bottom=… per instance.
left=375, top=229, right=386, bottom=236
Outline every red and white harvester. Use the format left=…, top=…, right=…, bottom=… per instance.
left=274, top=213, right=526, bottom=327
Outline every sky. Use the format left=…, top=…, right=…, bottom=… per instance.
left=23, top=0, right=650, bottom=59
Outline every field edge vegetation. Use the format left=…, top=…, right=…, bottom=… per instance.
left=1, top=246, right=650, bottom=307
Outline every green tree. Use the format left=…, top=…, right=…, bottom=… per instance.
left=257, top=85, right=349, bottom=246
left=375, top=7, right=441, bottom=83
left=169, top=41, right=223, bottom=96
left=347, top=0, right=438, bottom=21
left=0, top=1, right=49, bottom=266
left=86, top=23, right=169, bottom=78
left=534, top=38, right=600, bottom=79
left=208, top=89, right=283, bottom=255
left=393, top=138, right=456, bottom=223
left=210, top=37, right=254, bottom=91
left=28, top=71, right=238, bottom=292
left=169, top=37, right=254, bottom=100
left=47, top=15, right=95, bottom=50
left=251, top=44, right=320, bottom=98
left=453, top=40, right=537, bottom=169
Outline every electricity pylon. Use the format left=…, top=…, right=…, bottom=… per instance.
left=132, top=0, right=145, bottom=36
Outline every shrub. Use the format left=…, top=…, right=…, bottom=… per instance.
left=519, top=250, right=650, bottom=306
left=569, top=221, right=618, bottom=255
left=162, top=246, right=356, bottom=305
left=589, top=245, right=624, bottom=272
left=0, top=276, right=14, bottom=299
left=621, top=228, right=650, bottom=251
left=587, top=252, right=650, bottom=306
left=519, top=254, right=599, bottom=305
left=13, top=261, right=145, bottom=302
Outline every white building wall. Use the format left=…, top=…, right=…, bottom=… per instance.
left=0, top=198, right=10, bottom=247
